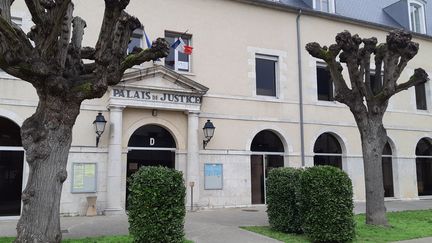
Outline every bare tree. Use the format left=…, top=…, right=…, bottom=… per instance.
left=306, top=30, right=429, bottom=225
left=0, top=0, right=169, bottom=242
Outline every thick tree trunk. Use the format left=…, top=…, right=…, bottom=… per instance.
left=15, top=94, right=81, bottom=243
left=357, top=115, right=388, bottom=226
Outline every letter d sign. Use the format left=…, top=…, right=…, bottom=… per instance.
left=150, top=138, right=155, bottom=146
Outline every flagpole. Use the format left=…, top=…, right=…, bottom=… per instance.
left=180, top=29, right=189, bottom=39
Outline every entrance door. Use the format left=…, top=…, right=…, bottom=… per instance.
left=251, top=155, right=264, bottom=204
left=250, top=130, right=285, bottom=204
left=382, top=142, right=394, bottom=197
left=250, top=155, right=284, bottom=204
left=0, top=117, right=24, bottom=216
left=416, top=138, right=432, bottom=196
left=127, top=150, right=175, bottom=176
left=126, top=125, right=176, bottom=207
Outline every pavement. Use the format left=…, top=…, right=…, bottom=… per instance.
left=0, top=200, right=432, bottom=243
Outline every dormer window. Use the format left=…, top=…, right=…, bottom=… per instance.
left=314, top=0, right=335, bottom=13
left=409, top=0, right=427, bottom=34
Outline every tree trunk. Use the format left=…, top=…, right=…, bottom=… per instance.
left=15, top=94, right=81, bottom=243
left=358, top=115, right=388, bottom=226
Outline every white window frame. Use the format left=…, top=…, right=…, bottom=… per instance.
left=408, top=0, right=427, bottom=34
left=313, top=0, right=335, bottom=13
left=165, top=32, right=192, bottom=73
left=255, top=54, right=279, bottom=98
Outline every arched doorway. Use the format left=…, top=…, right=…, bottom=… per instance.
left=382, top=142, right=394, bottom=197
left=313, top=133, right=343, bottom=169
left=416, top=138, right=432, bottom=196
left=0, top=117, right=24, bottom=216
left=250, top=130, right=284, bottom=204
left=126, top=125, right=176, bottom=206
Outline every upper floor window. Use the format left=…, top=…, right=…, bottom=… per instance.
left=409, top=0, right=426, bottom=34
left=255, top=54, right=278, bottom=97
left=128, top=29, right=143, bottom=54
left=415, top=82, right=427, bottom=110
left=165, top=31, right=192, bottom=72
left=314, top=0, right=335, bottom=13
left=369, top=71, right=383, bottom=95
left=316, top=63, right=333, bottom=101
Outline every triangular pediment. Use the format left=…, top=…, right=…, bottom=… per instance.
left=120, top=65, right=208, bottom=95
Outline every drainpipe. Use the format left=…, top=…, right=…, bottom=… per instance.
left=296, top=9, right=305, bottom=167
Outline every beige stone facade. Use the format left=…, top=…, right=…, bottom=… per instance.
left=1, top=0, right=431, bottom=216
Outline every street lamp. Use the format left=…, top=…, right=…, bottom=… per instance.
left=202, top=120, right=215, bottom=149
left=93, top=112, right=107, bottom=147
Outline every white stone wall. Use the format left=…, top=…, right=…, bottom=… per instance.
left=199, top=153, right=251, bottom=208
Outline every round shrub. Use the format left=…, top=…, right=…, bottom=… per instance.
left=299, top=166, right=355, bottom=242
left=128, top=166, right=186, bottom=243
left=266, top=167, right=303, bottom=233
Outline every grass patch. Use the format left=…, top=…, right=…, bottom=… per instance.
left=242, top=210, right=432, bottom=243
left=0, top=236, right=193, bottom=243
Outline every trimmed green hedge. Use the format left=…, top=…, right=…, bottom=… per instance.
left=266, top=167, right=303, bottom=233
left=299, top=166, right=355, bottom=242
left=128, top=166, right=186, bottom=243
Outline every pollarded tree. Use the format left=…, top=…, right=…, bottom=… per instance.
left=306, top=31, right=429, bottom=226
left=0, top=0, right=169, bottom=242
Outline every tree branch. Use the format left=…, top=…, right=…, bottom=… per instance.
left=40, top=0, right=72, bottom=58
left=393, top=68, right=429, bottom=96
left=336, top=32, right=367, bottom=99
left=0, top=0, right=14, bottom=24
left=24, top=0, right=46, bottom=26
left=94, top=0, right=129, bottom=65
left=305, top=39, right=354, bottom=105
left=120, top=39, right=169, bottom=72
left=81, top=47, right=96, bottom=59
left=57, top=2, right=73, bottom=71
left=360, top=37, right=377, bottom=100
left=71, top=17, right=86, bottom=50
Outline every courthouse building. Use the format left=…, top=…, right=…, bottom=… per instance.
left=1, top=0, right=432, bottom=216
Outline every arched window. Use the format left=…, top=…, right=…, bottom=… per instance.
left=128, top=124, right=175, bottom=148
left=0, top=117, right=22, bottom=146
left=0, top=117, right=24, bottom=216
left=250, top=130, right=284, bottom=204
left=250, top=130, right=284, bottom=152
left=313, top=133, right=342, bottom=169
left=382, top=142, right=394, bottom=197
left=416, top=138, right=432, bottom=196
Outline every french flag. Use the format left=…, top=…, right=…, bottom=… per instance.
left=171, top=37, right=193, bottom=55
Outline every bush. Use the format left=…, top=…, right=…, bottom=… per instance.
left=299, top=166, right=355, bottom=242
left=266, top=167, right=303, bottom=233
left=128, top=166, right=186, bottom=243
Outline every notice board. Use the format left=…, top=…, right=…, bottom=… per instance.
left=72, top=163, right=97, bottom=193
left=204, top=163, right=223, bottom=190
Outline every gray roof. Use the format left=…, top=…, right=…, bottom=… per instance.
left=276, top=0, right=432, bottom=36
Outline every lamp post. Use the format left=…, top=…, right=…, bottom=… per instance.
left=202, top=120, right=215, bottom=149
left=93, top=112, right=107, bottom=147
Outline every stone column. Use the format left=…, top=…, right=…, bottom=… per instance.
left=105, top=105, right=125, bottom=215
left=187, top=112, right=200, bottom=208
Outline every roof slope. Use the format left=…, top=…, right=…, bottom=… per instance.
left=276, top=0, right=432, bottom=36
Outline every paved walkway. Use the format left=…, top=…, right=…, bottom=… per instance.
left=0, top=200, right=431, bottom=242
